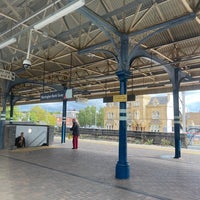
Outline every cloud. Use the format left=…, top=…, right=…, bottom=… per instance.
left=19, top=99, right=105, bottom=112
left=185, top=90, right=200, bottom=104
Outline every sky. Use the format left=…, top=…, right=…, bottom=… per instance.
left=19, top=98, right=105, bottom=112
left=19, top=90, right=200, bottom=112
left=184, top=90, right=200, bottom=105
left=184, top=90, right=200, bottom=112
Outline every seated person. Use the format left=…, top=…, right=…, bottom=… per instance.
left=15, top=132, right=26, bottom=148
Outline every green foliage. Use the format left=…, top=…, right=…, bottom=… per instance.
left=46, top=112, right=57, bottom=126
left=77, top=106, right=104, bottom=128
left=134, top=139, right=141, bottom=144
left=30, top=106, right=46, bottom=122
left=29, top=105, right=56, bottom=126
left=77, top=109, right=86, bottom=127
left=5, top=105, right=58, bottom=126
left=77, top=106, right=96, bottom=127
left=161, top=138, right=171, bottom=146
left=145, top=138, right=154, bottom=145
left=96, top=107, right=104, bottom=127
left=6, top=106, right=23, bottom=121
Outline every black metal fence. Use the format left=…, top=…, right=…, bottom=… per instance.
left=78, top=128, right=188, bottom=148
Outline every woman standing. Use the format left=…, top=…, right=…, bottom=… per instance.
left=70, top=118, right=80, bottom=149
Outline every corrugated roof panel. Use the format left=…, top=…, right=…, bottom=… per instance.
left=144, top=30, right=173, bottom=48
left=170, top=20, right=200, bottom=41
left=0, top=0, right=199, bottom=103
left=158, top=0, right=188, bottom=21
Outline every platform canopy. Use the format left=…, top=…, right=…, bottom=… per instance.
left=0, top=0, right=200, bottom=105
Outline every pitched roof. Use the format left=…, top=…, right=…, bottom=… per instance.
left=148, top=96, right=168, bottom=105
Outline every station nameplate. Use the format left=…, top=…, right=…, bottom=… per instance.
left=113, top=95, right=127, bottom=102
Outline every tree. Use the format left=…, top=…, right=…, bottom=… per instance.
left=96, top=107, right=104, bottom=128
left=77, top=106, right=96, bottom=127
left=77, top=106, right=104, bottom=128
left=6, top=106, right=23, bottom=121
left=46, top=112, right=57, bottom=126
left=78, top=109, right=87, bottom=127
left=30, top=106, right=46, bottom=123
left=29, top=105, right=56, bottom=126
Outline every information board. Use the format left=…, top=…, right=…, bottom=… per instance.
left=0, top=69, right=15, bottom=81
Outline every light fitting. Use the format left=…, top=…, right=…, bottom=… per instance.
left=34, top=0, right=85, bottom=30
left=0, top=38, right=16, bottom=49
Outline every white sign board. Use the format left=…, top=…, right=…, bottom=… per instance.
left=64, top=88, right=73, bottom=99
left=0, top=69, right=15, bottom=81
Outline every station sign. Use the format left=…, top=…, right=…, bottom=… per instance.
left=103, top=94, right=135, bottom=103
left=40, top=89, right=73, bottom=101
left=0, top=69, right=15, bottom=81
left=40, top=91, right=65, bottom=101
left=113, top=94, right=127, bottom=102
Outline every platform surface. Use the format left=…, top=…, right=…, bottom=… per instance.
left=0, top=137, right=200, bottom=200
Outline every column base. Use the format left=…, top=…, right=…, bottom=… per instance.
left=115, top=161, right=130, bottom=179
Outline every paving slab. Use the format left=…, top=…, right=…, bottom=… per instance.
left=0, top=137, right=200, bottom=200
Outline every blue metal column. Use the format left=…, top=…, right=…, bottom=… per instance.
left=115, top=34, right=130, bottom=179
left=0, top=112, right=6, bottom=149
left=115, top=71, right=130, bottom=179
left=10, top=92, right=14, bottom=124
left=61, top=98, right=67, bottom=143
left=173, top=68, right=181, bottom=158
left=0, top=92, right=7, bottom=149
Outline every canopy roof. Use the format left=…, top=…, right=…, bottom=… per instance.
left=0, top=0, right=200, bottom=105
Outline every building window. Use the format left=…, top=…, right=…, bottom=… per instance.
left=127, top=112, right=132, bottom=119
left=108, top=112, right=114, bottom=119
left=133, top=101, right=140, bottom=107
left=127, top=102, right=131, bottom=108
left=155, top=111, right=160, bottom=119
left=150, top=125, right=160, bottom=132
left=152, top=111, right=160, bottom=119
left=134, top=111, right=140, bottom=119
left=127, top=124, right=132, bottom=131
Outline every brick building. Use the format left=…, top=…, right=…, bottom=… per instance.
left=104, top=94, right=197, bottom=132
left=55, top=110, right=79, bottom=128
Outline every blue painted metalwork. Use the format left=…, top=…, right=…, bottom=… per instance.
left=115, top=70, right=130, bottom=179
left=78, top=40, right=111, bottom=54
left=115, top=34, right=130, bottom=179
left=129, top=48, right=186, bottom=159
left=78, top=13, right=196, bottom=58
left=0, top=116, right=5, bottom=149
left=129, top=13, right=196, bottom=38
left=0, top=80, right=9, bottom=149
left=77, top=6, right=197, bottom=178
left=61, top=98, right=67, bottom=143
left=9, top=92, right=14, bottom=124
left=172, top=68, right=181, bottom=158
left=79, top=48, right=118, bottom=63
left=129, top=47, right=190, bottom=81
left=79, top=7, right=121, bottom=37
left=79, top=6, right=120, bottom=53
left=9, top=77, right=63, bottom=92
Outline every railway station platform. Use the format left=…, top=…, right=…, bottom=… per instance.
left=0, top=137, right=200, bottom=200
